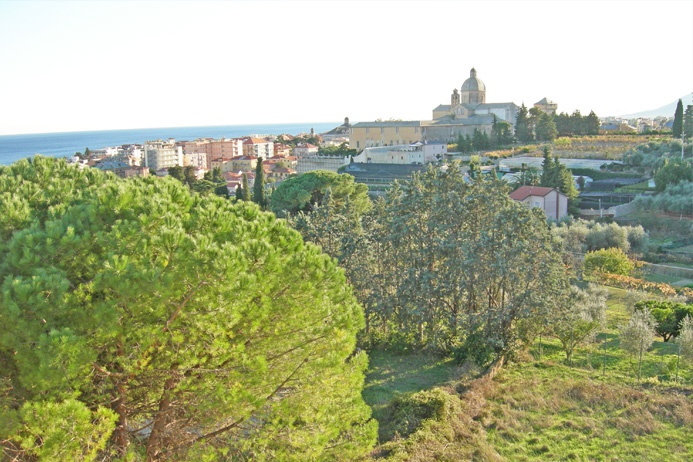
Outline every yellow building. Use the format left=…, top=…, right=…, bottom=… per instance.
left=350, top=68, right=522, bottom=151
left=349, top=121, right=423, bottom=150
left=222, top=155, right=258, bottom=173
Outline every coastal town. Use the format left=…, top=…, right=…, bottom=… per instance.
left=73, top=69, right=678, bottom=204
left=3, top=0, right=693, bottom=456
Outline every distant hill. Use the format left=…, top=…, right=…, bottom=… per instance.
left=621, top=93, right=693, bottom=118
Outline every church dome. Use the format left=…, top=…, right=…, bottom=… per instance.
left=461, top=68, right=485, bottom=92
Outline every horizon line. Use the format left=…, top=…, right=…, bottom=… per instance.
left=0, top=120, right=344, bottom=138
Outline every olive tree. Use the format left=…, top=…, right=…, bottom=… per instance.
left=619, top=308, right=657, bottom=381
left=551, top=284, right=607, bottom=365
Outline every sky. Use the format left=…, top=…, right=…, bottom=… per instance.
left=0, top=0, right=691, bottom=135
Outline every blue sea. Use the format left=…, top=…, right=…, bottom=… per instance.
left=0, top=122, right=339, bottom=166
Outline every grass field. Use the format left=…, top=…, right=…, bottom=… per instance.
left=616, top=179, right=653, bottom=192
left=642, top=272, right=692, bottom=286
left=362, top=350, right=460, bottom=443
left=362, top=285, right=693, bottom=461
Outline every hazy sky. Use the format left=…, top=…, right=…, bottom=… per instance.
left=1, top=0, right=691, bottom=135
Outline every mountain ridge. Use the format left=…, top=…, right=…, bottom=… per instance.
left=620, top=93, right=693, bottom=118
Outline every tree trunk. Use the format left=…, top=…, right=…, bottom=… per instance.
left=113, top=380, right=129, bottom=458
left=637, top=339, right=644, bottom=382
left=146, top=374, right=180, bottom=461
left=112, top=340, right=130, bottom=457
left=675, top=344, right=681, bottom=386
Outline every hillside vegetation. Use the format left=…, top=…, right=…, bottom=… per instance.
left=361, top=286, right=693, bottom=461
left=481, top=135, right=661, bottom=161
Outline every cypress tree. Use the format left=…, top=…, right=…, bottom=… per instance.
left=673, top=99, right=684, bottom=138
left=515, top=103, right=532, bottom=143
left=241, top=173, right=250, bottom=202
left=684, top=104, right=693, bottom=139
left=540, top=147, right=557, bottom=187
left=252, top=158, right=266, bottom=208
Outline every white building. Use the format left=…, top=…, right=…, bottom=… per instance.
left=183, top=151, right=208, bottom=171
left=242, top=137, right=274, bottom=160
left=352, top=142, right=447, bottom=165
left=144, top=139, right=183, bottom=171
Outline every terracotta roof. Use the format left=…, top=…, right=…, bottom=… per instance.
left=243, top=137, right=269, bottom=145
left=509, top=186, right=557, bottom=201
left=272, top=167, right=296, bottom=174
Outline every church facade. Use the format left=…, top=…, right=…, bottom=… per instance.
left=350, top=68, right=520, bottom=150
left=426, top=68, right=518, bottom=142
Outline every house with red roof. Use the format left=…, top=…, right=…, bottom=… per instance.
left=509, top=186, right=568, bottom=220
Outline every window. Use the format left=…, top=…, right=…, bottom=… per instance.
left=533, top=201, right=541, bottom=207
left=366, top=128, right=370, bottom=134
left=381, top=127, right=384, bottom=134
left=396, top=126, right=399, bottom=134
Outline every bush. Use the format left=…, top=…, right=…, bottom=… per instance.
left=584, top=248, right=635, bottom=277
left=390, top=389, right=451, bottom=438
left=553, top=219, right=648, bottom=254
left=455, top=331, right=498, bottom=368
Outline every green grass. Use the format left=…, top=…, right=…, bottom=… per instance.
left=615, top=179, right=653, bottom=192
left=362, top=350, right=459, bottom=442
left=642, top=272, right=689, bottom=285
left=485, top=362, right=693, bottom=461
left=604, top=285, right=631, bottom=328
left=663, top=262, right=693, bottom=270
left=362, top=284, right=693, bottom=461
left=676, top=244, right=693, bottom=255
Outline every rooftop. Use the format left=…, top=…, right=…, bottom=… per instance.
left=352, top=121, right=423, bottom=128
left=509, top=186, right=558, bottom=201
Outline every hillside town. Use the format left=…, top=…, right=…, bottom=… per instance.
left=70, top=68, right=679, bottom=224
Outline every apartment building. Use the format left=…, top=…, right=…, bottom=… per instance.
left=144, top=139, right=183, bottom=171
left=242, top=137, right=274, bottom=159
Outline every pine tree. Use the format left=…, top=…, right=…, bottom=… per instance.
left=585, top=110, right=601, bottom=135
left=0, top=157, right=377, bottom=459
left=673, top=99, right=684, bottom=138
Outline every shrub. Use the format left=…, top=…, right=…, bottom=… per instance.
left=584, top=248, right=635, bottom=277
left=390, top=389, right=453, bottom=438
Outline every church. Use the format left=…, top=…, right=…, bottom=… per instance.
left=349, top=68, right=521, bottom=150
left=431, top=68, right=518, bottom=124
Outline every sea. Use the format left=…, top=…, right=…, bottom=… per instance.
left=0, top=122, right=339, bottom=166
